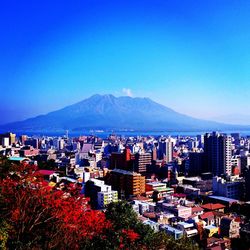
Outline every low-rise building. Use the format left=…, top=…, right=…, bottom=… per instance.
left=201, top=203, right=225, bottom=213
left=162, top=203, right=192, bottom=219
left=85, top=179, right=118, bottom=209
left=160, top=225, right=183, bottom=240
left=176, top=221, right=198, bottom=238
left=212, top=176, right=244, bottom=199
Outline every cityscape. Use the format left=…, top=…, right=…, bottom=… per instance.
left=1, top=130, right=250, bottom=249
left=1, top=1, right=250, bottom=250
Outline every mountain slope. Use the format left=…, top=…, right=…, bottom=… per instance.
left=1, top=94, right=249, bottom=132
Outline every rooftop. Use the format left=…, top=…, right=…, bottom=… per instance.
left=161, top=225, right=183, bottom=234
left=192, top=206, right=204, bottom=213
left=208, top=195, right=239, bottom=204
left=201, top=203, right=225, bottom=211
left=200, top=212, right=214, bottom=220
left=177, top=221, right=194, bottom=228
left=8, top=156, right=30, bottom=162
left=204, top=225, right=218, bottom=230
left=111, top=168, right=142, bottom=176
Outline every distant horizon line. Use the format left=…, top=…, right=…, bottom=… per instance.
left=2, top=93, right=250, bottom=126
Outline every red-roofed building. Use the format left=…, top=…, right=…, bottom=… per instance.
left=192, top=206, right=204, bottom=216
left=200, top=212, right=215, bottom=226
left=201, top=203, right=225, bottom=213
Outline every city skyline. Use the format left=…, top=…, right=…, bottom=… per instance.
left=1, top=1, right=250, bottom=124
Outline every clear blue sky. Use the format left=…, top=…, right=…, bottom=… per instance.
left=1, top=0, right=250, bottom=124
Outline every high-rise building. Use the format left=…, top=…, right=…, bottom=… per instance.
left=134, top=152, right=152, bottom=173
left=197, top=135, right=204, bottom=148
left=186, top=152, right=204, bottom=176
left=2, top=137, right=10, bottom=147
left=20, top=135, right=27, bottom=145
left=110, top=147, right=132, bottom=170
left=152, top=146, right=157, bottom=161
left=231, top=156, right=241, bottom=175
left=0, top=132, right=16, bottom=146
left=245, top=168, right=250, bottom=201
left=158, top=137, right=173, bottom=163
left=204, top=132, right=232, bottom=176
left=231, top=133, right=240, bottom=146
left=106, top=169, right=145, bottom=198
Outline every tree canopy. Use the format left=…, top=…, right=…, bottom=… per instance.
left=0, top=158, right=198, bottom=250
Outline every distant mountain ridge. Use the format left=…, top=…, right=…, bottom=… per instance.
left=1, top=94, right=249, bottom=132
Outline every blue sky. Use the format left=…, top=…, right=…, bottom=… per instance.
left=1, top=0, right=250, bottom=124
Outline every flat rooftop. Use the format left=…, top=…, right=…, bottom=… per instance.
left=208, top=195, right=239, bottom=203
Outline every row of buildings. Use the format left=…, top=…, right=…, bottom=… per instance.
left=2, top=131, right=250, bottom=249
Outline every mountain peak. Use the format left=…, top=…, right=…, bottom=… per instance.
left=1, top=94, right=248, bottom=132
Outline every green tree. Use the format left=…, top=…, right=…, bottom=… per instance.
left=105, top=200, right=138, bottom=230
left=105, top=201, right=199, bottom=250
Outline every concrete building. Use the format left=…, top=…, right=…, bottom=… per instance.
left=106, top=169, right=145, bottom=198
left=0, top=132, right=16, bottom=146
left=134, top=152, right=152, bottom=173
left=2, top=137, right=10, bottom=147
left=160, top=225, right=183, bottom=240
left=97, top=189, right=118, bottom=209
left=231, top=155, right=241, bottom=175
left=85, top=179, right=118, bottom=208
left=158, top=137, right=173, bottom=163
left=204, top=132, right=232, bottom=176
left=110, top=147, right=132, bottom=170
left=186, top=152, right=204, bottom=176
left=176, top=221, right=198, bottom=238
left=212, top=176, right=244, bottom=199
left=162, top=204, right=192, bottom=219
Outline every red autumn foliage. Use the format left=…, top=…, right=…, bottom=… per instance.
left=0, top=163, right=112, bottom=249
left=121, top=229, right=139, bottom=242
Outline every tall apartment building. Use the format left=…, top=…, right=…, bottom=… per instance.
left=134, top=152, right=152, bottom=173
left=231, top=155, right=241, bottom=175
left=110, top=147, right=132, bottom=170
left=204, top=132, right=232, bottom=176
left=0, top=132, right=16, bottom=146
left=186, top=152, right=204, bottom=176
left=106, top=169, right=145, bottom=198
left=110, top=148, right=151, bottom=174
left=158, top=137, right=174, bottom=163
left=20, top=135, right=28, bottom=144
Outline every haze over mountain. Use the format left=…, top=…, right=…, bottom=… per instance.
left=211, top=114, right=250, bottom=126
left=1, top=94, right=249, bottom=133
